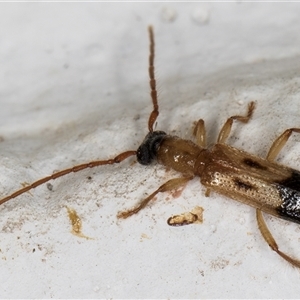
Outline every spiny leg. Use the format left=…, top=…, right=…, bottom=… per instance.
left=117, top=176, right=193, bottom=219
left=267, top=128, right=300, bottom=162
left=217, top=101, right=256, bottom=144
left=147, top=26, right=159, bottom=132
left=256, top=209, right=300, bottom=268
left=0, top=150, right=136, bottom=206
left=193, top=119, right=206, bottom=148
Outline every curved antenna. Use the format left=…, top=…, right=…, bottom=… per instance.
left=147, top=26, right=159, bottom=132
left=0, top=150, right=136, bottom=206
left=0, top=27, right=157, bottom=207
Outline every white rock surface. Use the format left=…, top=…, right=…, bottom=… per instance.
left=1, top=2, right=300, bottom=298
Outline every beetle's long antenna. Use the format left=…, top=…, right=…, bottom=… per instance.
left=147, top=25, right=159, bottom=132
left=0, top=150, right=136, bottom=206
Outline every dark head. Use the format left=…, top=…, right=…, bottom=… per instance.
left=137, top=131, right=167, bottom=165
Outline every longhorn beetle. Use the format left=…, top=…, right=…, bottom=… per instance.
left=1, top=26, right=300, bottom=268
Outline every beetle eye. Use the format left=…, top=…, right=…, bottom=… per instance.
left=137, top=144, right=151, bottom=165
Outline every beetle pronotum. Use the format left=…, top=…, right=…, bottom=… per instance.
left=1, top=26, right=300, bottom=268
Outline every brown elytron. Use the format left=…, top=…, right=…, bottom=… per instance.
left=1, top=26, right=300, bottom=268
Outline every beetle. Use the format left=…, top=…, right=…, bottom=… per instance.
left=0, top=26, right=300, bottom=268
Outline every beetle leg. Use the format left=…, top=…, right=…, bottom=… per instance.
left=259, top=128, right=300, bottom=268
left=193, top=119, right=206, bottom=148
left=256, top=209, right=300, bottom=268
left=267, top=128, right=300, bottom=162
left=217, top=101, right=256, bottom=144
left=117, top=176, right=193, bottom=219
left=205, top=188, right=211, bottom=197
